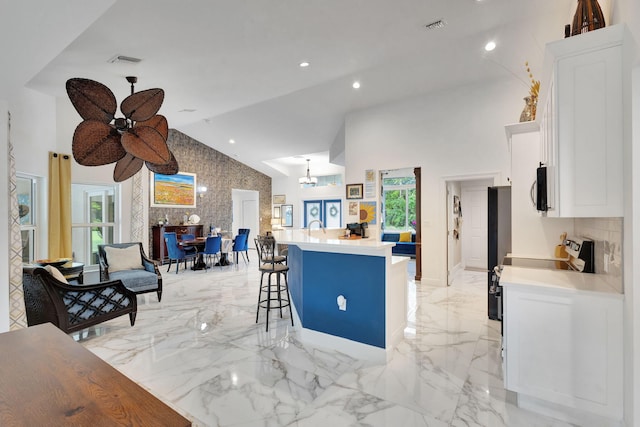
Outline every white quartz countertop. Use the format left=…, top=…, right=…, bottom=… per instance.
left=500, top=265, right=622, bottom=297
left=272, top=229, right=394, bottom=254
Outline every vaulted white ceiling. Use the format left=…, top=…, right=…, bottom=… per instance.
left=5, top=0, right=577, bottom=177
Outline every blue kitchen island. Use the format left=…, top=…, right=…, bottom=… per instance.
left=272, top=229, right=408, bottom=362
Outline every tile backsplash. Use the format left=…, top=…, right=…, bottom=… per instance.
left=574, top=218, right=623, bottom=293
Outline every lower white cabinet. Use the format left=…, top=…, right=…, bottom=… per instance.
left=503, top=284, right=623, bottom=422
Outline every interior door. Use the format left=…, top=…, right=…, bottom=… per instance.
left=241, top=199, right=258, bottom=237
left=462, top=186, right=488, bottom=270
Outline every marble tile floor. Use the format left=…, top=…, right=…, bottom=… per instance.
left=78, top=261, right=576, bottom=427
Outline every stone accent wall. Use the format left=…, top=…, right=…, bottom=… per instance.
left=149, top=129, right=271, bottom=243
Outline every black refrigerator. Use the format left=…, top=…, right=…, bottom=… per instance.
left=487, top=186, right=511, bottom=321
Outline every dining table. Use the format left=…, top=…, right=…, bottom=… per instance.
left=181, top=236, right=234, bottom=269
left=0, top=323, right=191, bottom=426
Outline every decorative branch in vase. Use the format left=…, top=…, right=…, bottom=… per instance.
left=520, top=61, right=540, bottom=122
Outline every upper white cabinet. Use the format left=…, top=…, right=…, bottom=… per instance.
left=539, top=25, right=632, bottom=217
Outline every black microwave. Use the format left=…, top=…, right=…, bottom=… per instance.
left=534, top=164, right=548, bottom=212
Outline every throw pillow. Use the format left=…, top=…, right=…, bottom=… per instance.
left=399, top=231, right=412, bottom=242
left=104, top=245, right=144, bottom=273
left=44, top=265, right=68, bottom=284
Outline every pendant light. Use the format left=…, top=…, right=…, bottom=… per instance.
left=299, top=159, right=318, bottom=186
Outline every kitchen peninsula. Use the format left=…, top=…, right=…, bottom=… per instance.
left=272, top=229, right=408, bottom=362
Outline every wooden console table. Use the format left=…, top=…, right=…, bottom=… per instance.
left=0, top=323, right=191, bottom=426
left=152, top=224, right=203, bottom=265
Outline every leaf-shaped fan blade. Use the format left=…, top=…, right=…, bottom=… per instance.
left=121, top=127, right=171, bottom=164
left=66, top=78, right=117, bottom=123
left=120, top=88, right=164, bottom=122
left=146, top=151, right=179, bottom=175
left=135, top=115, right=168, bottom=140
left=113, top=153, right=144, bottom=182
left=72, top=120, right=126, bottom=166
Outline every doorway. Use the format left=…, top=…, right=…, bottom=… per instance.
left=444, top=175, right=496, bottom=285
left=380, top=167, right=422, bottom=281
left=231, top=189, right=259, bottom=239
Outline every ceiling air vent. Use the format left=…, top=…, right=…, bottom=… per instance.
left=425, top=19, right=446, bottom=30
left=108, top=55, right=142, bottom=64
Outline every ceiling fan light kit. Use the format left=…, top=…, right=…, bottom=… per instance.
left=66, top=76, right=178, bottom=182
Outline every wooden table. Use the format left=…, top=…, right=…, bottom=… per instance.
left=0, top=323, right=191, bottom=426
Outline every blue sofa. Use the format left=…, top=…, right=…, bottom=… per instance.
left=381, top=232, right=416, bottom=257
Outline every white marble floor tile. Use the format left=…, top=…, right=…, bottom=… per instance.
left=75, top=261, right=578, bottom=427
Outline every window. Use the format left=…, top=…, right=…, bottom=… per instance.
left=72, top=184, right=117, bottom=266
left=300, top=174, right=343, bottom=189
left=303, top=199, right=342, bottom=228
left=17, top=176, right=37, bottom=263
left=382, top=176, right=416, bottom=231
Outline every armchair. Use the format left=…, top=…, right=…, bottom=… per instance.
left=22, top=265, right=137, bottom=334
left=98, top=242, right=163, bottom=301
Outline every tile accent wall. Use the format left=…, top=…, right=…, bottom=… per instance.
left=574, top=217, right=623, bottom=293
left=149, top=129, right=272, bottom=243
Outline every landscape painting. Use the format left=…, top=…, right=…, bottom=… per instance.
left=151, top=172, right=197, bottom=208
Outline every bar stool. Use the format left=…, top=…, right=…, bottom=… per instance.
left=255, top=235, right=293, bottom=331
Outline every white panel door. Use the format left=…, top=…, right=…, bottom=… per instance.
left=462, top=187, right=487, bottom=270
left=241, top=199, right=258, bottom=238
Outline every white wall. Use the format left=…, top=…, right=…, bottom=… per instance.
left=345, top=79, right=521, bottom=285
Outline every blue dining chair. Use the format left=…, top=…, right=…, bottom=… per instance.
left=202, top=235, right=222, bottom=270
left=232, top=233, right=250, bottom=264
left=164, top=232, right=197, bottom=274
left=180, top=233, right=198, bottom=257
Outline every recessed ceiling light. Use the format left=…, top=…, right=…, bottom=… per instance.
left=352, top=81, right=361, bottom=89
left=484, top=41, right=496, bottom=51
left=299, top=61, right=310, bottom=68
left=229, top=139, right=236, bottom=144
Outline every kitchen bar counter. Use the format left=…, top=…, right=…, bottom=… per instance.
left=272, top=229, right=406, bottom=363
left=500, top=265, right=622, bottom=296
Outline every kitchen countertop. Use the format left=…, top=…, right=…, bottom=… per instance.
left=500, top=265, right=622, bottom=297
left=272, top=229, right=394, bottom=256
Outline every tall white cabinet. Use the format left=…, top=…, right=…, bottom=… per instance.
left=538, top=24, right=632, bottom=218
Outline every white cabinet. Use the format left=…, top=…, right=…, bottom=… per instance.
left=503, top=282, right=623, bottom=422
left=505, top=124, right=574, bottom=257
left=538, top=24, right=631, bottom=217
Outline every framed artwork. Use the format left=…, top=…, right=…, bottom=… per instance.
left=348, top=201, right=359, bottom=216
left=273, top=206, right=281, bottom=219
left=453, top=195, right=460, bottom=215
left=150, top=172, right=196, bottom=208
left=281, top=204, right=293, bottom=227
left=346, top=183, right=363, bottom=200
left=273, top=194, right=286, bottom=204
left=359, top=201, right=377, bottom=225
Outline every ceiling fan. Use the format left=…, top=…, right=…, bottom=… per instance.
left=66, top=76, right=179, bottom=182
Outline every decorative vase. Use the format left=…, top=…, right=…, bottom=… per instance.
left=519, top=96, right=537, bottom=122
left=571, top=0, right=605, bottom=36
